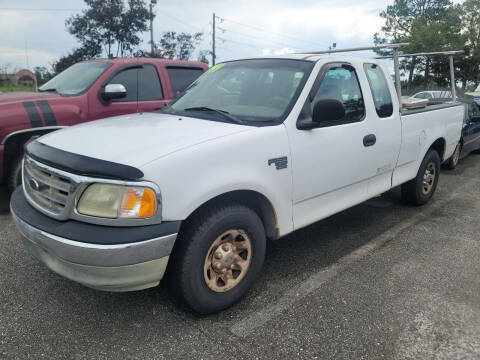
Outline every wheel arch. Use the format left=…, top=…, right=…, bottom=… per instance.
left=428, top=137, right=446, bottom=161
left=2, top=127, right=64, bottom=180
left=180, top=189, right=280, bottom=241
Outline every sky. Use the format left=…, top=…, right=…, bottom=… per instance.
left=0, top=0, right=392, bottom=72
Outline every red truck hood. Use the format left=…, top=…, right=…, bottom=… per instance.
left=0, top=92, right=67, bottom=143
left=0, top=92, right=60, bottom=105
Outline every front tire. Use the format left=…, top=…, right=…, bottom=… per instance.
left=401, top=149, right=441, bottom=205
left=167, top=204, right=266, bottom=314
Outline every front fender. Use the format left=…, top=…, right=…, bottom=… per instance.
left=141, top=124, right=294, bottom=236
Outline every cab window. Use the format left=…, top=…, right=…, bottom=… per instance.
left=468, top=102, right=480, bottom=119
left=364, top=64, right=393, bottom=118
left=108, top=68, right=138, bottom=102
left=167, top=67, right=204, bottom=95
left=108, top=65, right=163, bottom=102
left=311, top=65, right=365, bottom=125
left=138, top=65, right=163, bottom=101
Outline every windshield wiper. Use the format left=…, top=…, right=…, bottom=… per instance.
left=184, top=106, right=244, bottom=125
left=37, top=88, right=57, bottom=93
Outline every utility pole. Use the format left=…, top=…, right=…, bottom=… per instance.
left=212, top=13, right=216, bottom=65
left=25, top=41, right=29, bottom=70
left=150, top=0, right=157, bottom=57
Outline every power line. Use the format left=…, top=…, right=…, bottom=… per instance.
left=0, top=7, right=82, bottom=11
left=217, top=37, right=266, bottom=51
left=220, top=27, right=309, bottom=52
left=219, top=15, right=325, bottom=48
left=161, top=11, right=206, bottom=32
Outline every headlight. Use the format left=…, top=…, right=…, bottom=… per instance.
left=77, top=184, right=157, bottom=219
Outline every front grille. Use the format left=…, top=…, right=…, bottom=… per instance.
left=23, top=156, right=75, bottom=217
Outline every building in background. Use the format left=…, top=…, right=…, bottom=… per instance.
left=0, top=69, right=36, bottom=88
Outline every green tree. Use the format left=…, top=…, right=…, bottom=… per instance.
left=33, top=66, right=54, bottom=86
left=66, top=0, right=150, bottom=58
left=52, top=41, right=102, bottom=74
left=156, top=32, right=204, bottom=60
left=460, top=0, right=480, bottom=89
left=374, top=0, right=465, bottom=93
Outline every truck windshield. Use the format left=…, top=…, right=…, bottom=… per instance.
left=165, top=59, right=314, bottom=124
left=38, top=62, right=111, bottom=96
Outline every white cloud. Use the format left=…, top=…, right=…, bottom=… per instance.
left=0, top=0, right=388, bottom=68
left=262, top=48, right=295, bottom=55
left=0, top=47, right=58, bottom=70
left=274, top=48, right=295, bottom=55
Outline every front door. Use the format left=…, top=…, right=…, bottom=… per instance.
left=289, top=63, right=374, bottom=230
left=94, top=65, right=139, bottom=120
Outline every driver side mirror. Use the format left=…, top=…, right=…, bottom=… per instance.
left=312, top=99, right=346, bottom=124
left=297, top=99, right=346, bottom=130
left=101, top=84, right=127, bottom=102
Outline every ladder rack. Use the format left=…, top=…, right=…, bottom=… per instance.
left=298, top=44, right=464, bottom=104
left=378, top=50, right=464, bottom=102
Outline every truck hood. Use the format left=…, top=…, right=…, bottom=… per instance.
left=0, top=91, right=60, bottom=105
left=38, top=112, right=254, bottom=169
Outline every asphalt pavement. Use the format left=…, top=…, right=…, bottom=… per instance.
left=1, top=155, right=479, bottom=359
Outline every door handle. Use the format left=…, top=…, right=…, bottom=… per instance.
left=363, top=134, right=376, bottom=147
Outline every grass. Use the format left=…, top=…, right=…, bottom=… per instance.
left=0, top=86, right=35, bottom=93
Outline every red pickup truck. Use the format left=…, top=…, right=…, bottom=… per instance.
left=0, top=58, right=208, bottom=191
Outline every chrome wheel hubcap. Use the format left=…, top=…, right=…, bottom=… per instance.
left=204, top=229, right=252, bottom=292
left=422, top=162, right=436, bottom=195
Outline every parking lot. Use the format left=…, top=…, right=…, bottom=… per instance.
left=0, top=155, right=479, bottom=359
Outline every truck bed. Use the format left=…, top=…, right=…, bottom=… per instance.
left=393, top=102, right=464, bottom=187
left=401, top=102, right=462, bottom=116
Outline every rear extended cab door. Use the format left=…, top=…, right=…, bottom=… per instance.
left=286, top=59, right=401, bottom=230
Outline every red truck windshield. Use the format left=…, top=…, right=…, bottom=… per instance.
left=38, top=62, right=111, bottom=96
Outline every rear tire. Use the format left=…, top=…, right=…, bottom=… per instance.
left=443, top=142, right=461, bottom=170
left=402, top=149, right=440, bottom=206
left=167, top=204, right=266, bottom=314
left=6, top=154, right=23, bottom=193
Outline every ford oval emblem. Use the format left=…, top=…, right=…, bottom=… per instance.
left=29, top=178, right=40, bottom=191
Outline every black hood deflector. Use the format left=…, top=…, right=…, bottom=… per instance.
left=26, top=141, right=144, bottom=180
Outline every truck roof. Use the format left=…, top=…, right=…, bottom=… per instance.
left=80, top=57, right=208, bottom=68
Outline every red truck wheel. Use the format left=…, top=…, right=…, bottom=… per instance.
left=6, top=155, right=23, bottom=193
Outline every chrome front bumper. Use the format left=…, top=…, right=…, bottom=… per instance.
left=11, top=209, right=177, bottom=292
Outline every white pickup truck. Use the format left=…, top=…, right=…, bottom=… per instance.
left=11, top=54, right=464, bottom=314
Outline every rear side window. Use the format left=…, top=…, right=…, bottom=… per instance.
left=311, top=65, right=365, bottom=125
left=364, top=64, right=393, bottom=118
left=108, top=68, right=138, bottom=102
left=138, top=64, right=163, bottom=101
left=469, top=102, right=480, bottom=118
left=167, top=67, right=204, bottom=95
